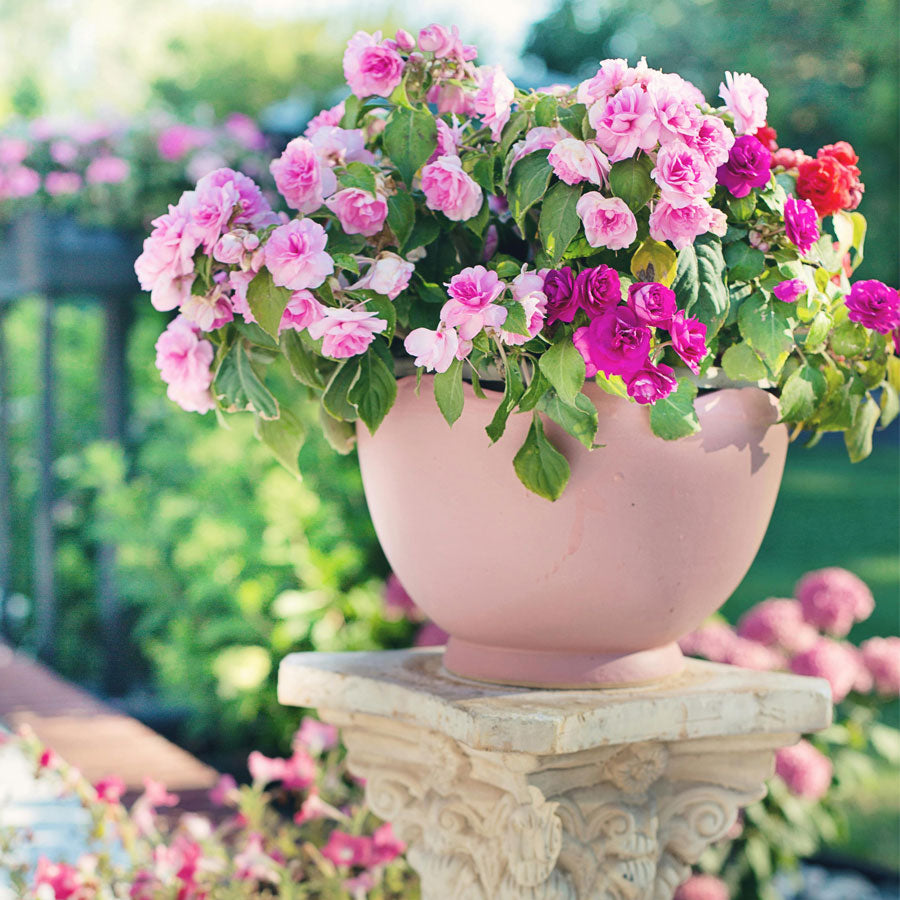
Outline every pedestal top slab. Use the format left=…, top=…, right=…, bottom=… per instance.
left=278, top=649, right=831, bottom=755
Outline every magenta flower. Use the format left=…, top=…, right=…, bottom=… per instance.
left=33, top=858, right=83, bottom=900
left=573, top=307, right=651, bottom=379
left=574, top=265, right=622, bottom=318
left=775, top=740, right=833, bottom=800
left=783, top=196, right=819, bottom=254
left=543, top=266, right=577, bottom=324
left=307, top=307, right=387, bottom=358
left=669, top=311, right=709, bottom=373
left=795, top=567, right=874, bottom=636
left=626, top=362, right=677, bottom=405
left=321, top=830, right=374, bottom=868
left=342, top=30, right=405, bottom=99
left=264, top=219, right=334, bottom=291
left=627, top=282, right=676, bottom=327
left=94, top=775, right=126, bottom=804
left=716, top=135, right=771, bottom=198
left=844, top=280, right=900, bottom=335
left=773, top=279, right=806, bottom=303
left=420, top=154, right=483, bottom=220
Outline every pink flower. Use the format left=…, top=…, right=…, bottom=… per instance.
left=270, top=137, right=336, bottom=214
left=1, top=165, right=40, bottom=198
left=844, top=280, right=900, bottom=335
left=860, top=637, right=900, bottom=695
left=209, top=774, right=239, bottom=806
left=394, top=28, right=415, bottom=51
left=427, top=82, right=475, bottom=116
left=626, top=363, right=677, bottom=405
left=85, top=155, right=130, bottom=185
left=627, top=281, right=676, bottom=327
left=279, top=290, right=324, bottom=333
left=282, top=748, right=317, bottom=791
left=775, top=740, right=833, bottom=799
left=773, top=279, right=807, bottom=303
left=304, top=101, right=346, bottom=138
left=154, top=316, right=215, bottom=414
left=0, top=136, right=30, bottom=165
left=248, top=751, right=288, bottom=786
left=418, top=24, right=465, bottom=59
left=576, top=192, right=638, bottom=250
left=265, top=219, right=334, bottom=291
left=573, top=307, right=651, bottom=379
left=590, top=85, right=659, bottom=162
left=783, top=196, right=819, bottom=255
left=224, top=112, right=266, bottom=151
left=157, top=123, right=210, bottom=161
left=795, top=567, right=874, bottom=636
left=383, top=573, right=419, bottom=618
left=649, top=198, right=727, bottom=250
left=420, top=154, right=483, bottom=221
left=353, top=253, right=414, bottom=299
left=135, top=198, right=201, bottom=311
left=197, top=167, right=276, bottom=229
left=687, top=115, right=736, bottom=169
left=180, top=282, right=234, bottom=332
left=669, top=311, right=708, bottom=373
left=790, top=639, right=861, bottom=703
left=307, top=307, right=387, bottom=358
left=577, top=59, right=636, bottom=107
left=772, top=147, right=812, bottom=170
left=325, top=187, right=388, bottom=236
left=440, top=265, right=506, bottom=339
left=370, top=822, right=405, bottom=865
left=39, top=747, right=60, bottom=769
left=472, top=65, right=515, bottom=140
left=673, top=873, right=730, bottom=900
left=321, top=830, right=374, bottom=868
left=49, top=139, right=78, bottom=166
left=679, top=622, right=739, bottom=663
left=187, top=177, right=240, bottom=253
left=652, top=143, right=716, bottom=208
left=415, top=621, right=449, bottom=646
left=294, top=717, right=339, bottom=755
left=548, top=138, right=609, bottom=186
left=509, top=126, right=569, bottom=167
left=343, top=30, right=405, bottom=99
left=310, top=126, right=375, bottom=167
left=719, top=71, right=768, bottom=135
left=294, top=787, right=345, bottom=825
left=44, top=170, right=82, bottom=195
left=404, top=326, right=459, bottom=372
left=94, top=775, right=126, bottom=804
left=737, top=598, right=819, bottom=654
left=501, top=290, right=547, bottom=346
left=234, top=833, right=280, bottom=884
left=33, top=858, right=83, bottom=899
left=650, top=83, right=701, bottom=144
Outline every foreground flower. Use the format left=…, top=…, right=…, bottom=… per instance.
left=796, top=154, right=855, bottom=217
left=307, top=307, right=387, bottom=358
left=325, top=187, right=389, bottom=236
left=716, top=134, right=771, bottom=198
left=576, top=192, right=638, bottom=250
left=270, top=137, right=336, bottom=214
left=440, top=265, right=506, bottom=338
left=626, top=362, right=676, bottom=404
left=404, top=326, right=459, bottom=372
left=669, top=311, right=708, bottom=373
left=575, top=265, right=621, bottom=318
left=775, top=740, right=833, bottom=800
left=783, top=196, right=819, bottom=255
left=352, top=252, right=414, bottom=299
left=343, top=30, right=404, bottom=99
left=627, top=281, right=675, bottom=327
left=134, top=199, right=199, bottom=311
left=719, top=71, right=768, bottom=135
left=420, top=155, right=483, bottom=221
left=265, top=219, right=334, bottom=290
left=472, top=65, right=515, bottom=140
left=279, top=290, right=325, bottom=333
left=547, top=138, right=609, bottom=187
left=590, top=85, right=657, bottom=161
left=154, top=317, right=215, bottom=414
left=648, top=198, right=726, bottom=250
left=844, top=280, right=900, bottom=335
left=573, top=307, right=650, bottom=379
left=773, top=279, right=806, bottom=303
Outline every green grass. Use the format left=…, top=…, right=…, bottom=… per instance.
left=724, top=429, right=900, bottom=641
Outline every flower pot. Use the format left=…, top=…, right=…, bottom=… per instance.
left=361, top=376, right=788, bottom=689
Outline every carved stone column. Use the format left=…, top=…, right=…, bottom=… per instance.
left=278, top=650, right=831, bottom=900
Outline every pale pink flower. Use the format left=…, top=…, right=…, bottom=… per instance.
left=155, top=316, right=215, bottom=413
left=795, top=567, right=874, bottom=637
left=282, top=748, right=317, bottom=791
left=441, top=265, right=504, bottom=320
left=265, top=219, right=334, bottom=291
left=650, top=84, right=701, bottom=145
left=651, top=143, right=716, bottom=208
left=501, top=291, right=547, bottom=346
left=428, top=117, right=460, bottom=163
left=775, top=740, right=833, bottom=799
left=234, top=833, right=280, bottom=884
left=548, top=138, right=609, bottom=186
left=304, top=101, right=346, bottom=138
left=294, top=717, right=338, bottom=755
left=0, top=136, right=30, bottom=165
left=511, top=268, right=546, bottom=302
left=790, top=639, right=861, bottom=703
left=224, top=112, right=266, bottom=151
left=307, top=307, right=387, bottom=358
left=860, top=637, right=900, bottom=695
left=649, top=198, right=727, bottom=250
left=394, top=28, right=415, bottom=51
left=673, top=873, right=730, bottom=900
left=187, top=176, right=239, bottom=252
left=576, top=192, right=638, bottom=250
left=270, top=137, right=336, bottom=214
left=577, top=59, right=636, bottom=107
left=135, top=197, right=201, bottom=310
left=85, top=155, right=129, bottom=185
left=472, top=65, right=516, bottom=140
left=723, top=635, right=786, bottom=671
left=325, top=187, right=388, bottom=236
left=248, top=751, right=288, bottom=786
left=687, top=116, right=736, bottom=169
left=157, top=123, right=210, bottom=161
left=293, top=787, right=346, bottom=825
left=343, top=30, right=405, bottom=99
left=1, top=166, right=40, bottom=198
left=353, top=252, right=414, bottom=299
left=209, top=774, right=239, bottom=807
left=772, top=147, right=812, bottom=170
left=94, top=775, right=126, bottom=804
left=509, top=125, right=569, bottom=166
left=50, top=139, right=78, bottom=166
left=404, top=325, right=459, bottom=372
left=417, top=23, right=468, bottom=59
left=199, top=168, right=278, bottom=229
left=737, top=598, right=819, bottom=654
left=679, top=622, right=741, bottom=663
left=590, top=85, right=659, bottom=162
left=719, top=72, right=768, bottom=135
left=310, top=126, right=375, bottom=167
left=420, top=155, right=483, bottom=221
left=179, top=284, right=233, bottom=331
left=44, top=170, right=82, bottom=195
left=280, top=290, right=324, bottom=333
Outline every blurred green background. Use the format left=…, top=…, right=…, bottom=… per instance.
left=0, top=0, right=897, bottom=824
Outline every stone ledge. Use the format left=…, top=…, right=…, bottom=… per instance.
left=278, top=648, right=832, bottom=755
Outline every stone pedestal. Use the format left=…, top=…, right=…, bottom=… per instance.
left=278, top=649, right=831, bottom=900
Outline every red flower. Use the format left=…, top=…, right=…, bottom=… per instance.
left=754, top=123, right=778, bottom=151
left=818, top=141, right=860, bottom=176
left=796, top=155, right=855, bottom=217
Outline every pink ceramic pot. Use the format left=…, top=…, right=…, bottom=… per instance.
left=357, top=376, right=788, bottom=688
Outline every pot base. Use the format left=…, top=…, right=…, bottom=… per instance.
left=443, top=638, right=686, bottom=689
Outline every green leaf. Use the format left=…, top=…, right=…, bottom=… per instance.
left=337, top=161, right=378, bottom=194
left=831, top=321, right=868, bottom=357
left=879, top=381, right=899, bottom=428
left=433, top=357, right=464, bottom=426
left=383, top=106, right=438, bottom=187
left=326, top=228, right=366, bottom=255
left=728, top=192, right=758, bottom=221
left=738, top=291, right=794, bottom=374
left=348, top=350, right=397, bottom=434
left=845, top=395, right=879, bottom=462
left=466, top=196, right=490, bottom=237
left=387, top=192, right=415, bottom=249
left=361, top=293, right=397, bottom=343
left=469, top=156, right=495, bottom=193
left=246, top=270, right=293, bottom=339
left=539, top=338, right=585, bottom=405
left=322, top=357, right=360, bottom=421
left=539, top=181, right=583, bottom=266
left=804, top=310, right=833, bottom=352
left=537, top=391, right=598, bottom=449
left=318, top=403, right=356, bottom=453
left=499, top=110, right=529, bottom=157
left=214, top=340, right=279, bottom=420
left=557, top=103, right=586, bottom=139
left=609, top=157, right=655, bottom=212
left=257, top=406, right=305, bottom=476
left=779, top=364, right=827, bottom=421
left=671, top=235, right=730, bottom=338
left=498, top=299, right=529, bottom=336
left=513, top=413, right=571, bottom=501
left=331, top=252, right=359, bottom=275
left=649, top=378, right=700, bottom=440
left=594, top=372, right=630, bottom=399
left=339, top=94, right=361, bottom=128
left=518, top=369, right=550, bottom=412
left=724, top=242, right=766, bottom=281
left=721, top=342, right=768, bottom=382
left=534, top=95, right=558, bottom=127
left=508, top=150, right=552, bottom=230
left=485, top=359, right=525, bottom=442
left=280, top=330, right=326, bottom=389
left=401, top=213, right=440, bottom=256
